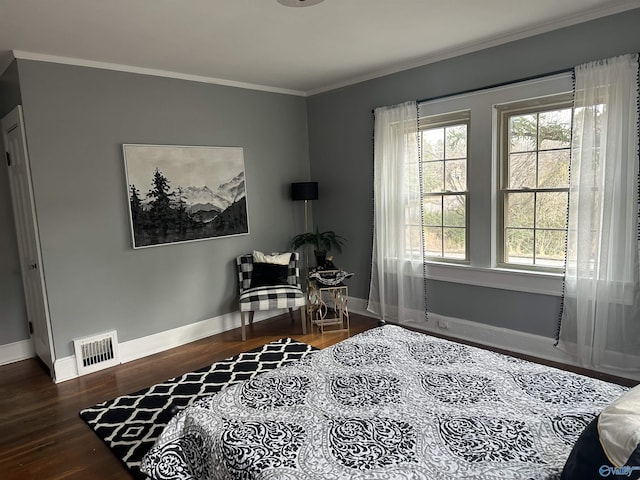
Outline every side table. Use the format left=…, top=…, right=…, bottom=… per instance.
left=306, top=276, right=350, bottom=334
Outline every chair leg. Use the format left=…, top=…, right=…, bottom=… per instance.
left=288, top=307, right=295, bottom=323
left=249, top=311, right=255, bottom=325
left=241, top=311, right=247, bottom=341
left=300, top=305, right=307, bottom=335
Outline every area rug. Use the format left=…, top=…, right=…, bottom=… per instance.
left=80, top=338, right=317, bottom=480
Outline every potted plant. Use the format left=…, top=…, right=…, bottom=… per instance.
left=291, top=228, right=346, bottom=269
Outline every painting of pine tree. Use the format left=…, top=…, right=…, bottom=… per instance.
left=123, top=144, right=249, bottom=248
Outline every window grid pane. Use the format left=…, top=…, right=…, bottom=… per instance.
left=445, top=159, right=466, bottom=191
left=424, top=160, right=444, bottom=192
left=535, top=229, right=567, bottom=268
left=508, top=152, right=536, bottom=189
left=444, top=227, right=466, bottom=259
left=509, top=114, right=537, bottom=153
left=445, top=125, right=467, bottom=159
left=443, top=195, right=465, bottom=227
left=425, top=226, right=443, bottom=257
left=505, top=228, right=534, bottom=265
left=538, top=108, right=572, bottom=150
left=423, top=195, right=443, bottom=227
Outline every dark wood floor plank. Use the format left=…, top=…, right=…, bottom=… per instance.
left=0, top=313, right=380, bottom=480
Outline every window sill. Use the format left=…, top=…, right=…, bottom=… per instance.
left=424, top=261, right=564, bottom=296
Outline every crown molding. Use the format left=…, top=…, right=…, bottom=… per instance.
left=11, top=50, right=307, bottom=97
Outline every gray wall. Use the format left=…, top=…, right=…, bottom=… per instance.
left=0, top=60, right=29, bottom=346
left=13, top=60, right=309, bottom=358
left=307, top=8, right=640, bottom=338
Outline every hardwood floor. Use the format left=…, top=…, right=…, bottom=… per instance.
left=0, top=313, right=380, bottom=480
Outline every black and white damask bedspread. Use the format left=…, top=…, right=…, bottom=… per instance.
left=141, top=325, right=626, bottom=480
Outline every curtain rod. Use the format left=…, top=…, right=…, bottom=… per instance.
left=416, top=68, right=574, bottom=104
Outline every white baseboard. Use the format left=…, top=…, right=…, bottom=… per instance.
left=0, top=338, right=35, bottom=366
left=53, top=309, right=280, bottom=383
left=348, top=297, right=376, bottom=319
left=53, top=356, right=77, bottom=383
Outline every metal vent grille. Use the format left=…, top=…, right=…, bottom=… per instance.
left=73, top=331, right=120, bottom=376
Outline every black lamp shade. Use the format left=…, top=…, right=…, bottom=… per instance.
left=291, top=182, right=318, bottom=201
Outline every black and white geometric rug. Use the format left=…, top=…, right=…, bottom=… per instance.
left=79, top=338, right=317, bottom=479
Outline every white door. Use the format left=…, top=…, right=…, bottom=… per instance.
left=2, top=106, right=55, bottom=373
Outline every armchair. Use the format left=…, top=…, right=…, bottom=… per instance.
left=236, top=252, right=307, bottom=341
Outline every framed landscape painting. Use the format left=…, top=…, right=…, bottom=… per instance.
left=123, top=144, right=249, bottom=248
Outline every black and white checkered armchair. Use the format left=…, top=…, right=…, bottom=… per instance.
left=236, top=252, right=307, bottom=341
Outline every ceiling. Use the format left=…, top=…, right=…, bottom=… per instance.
left=1, top=0, right=639, bottom=96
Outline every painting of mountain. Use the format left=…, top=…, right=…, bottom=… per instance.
left=123, top=144, right=249, bottom=248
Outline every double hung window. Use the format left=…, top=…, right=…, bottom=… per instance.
left=498, top=96, right=573, bottom=271
left=418, top=112, right=469, bottom=262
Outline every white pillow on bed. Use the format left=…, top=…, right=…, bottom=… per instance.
left=561, top=384, right=640, bottom=480
left=599, top=384, right=640, bottom=467
left=252, top=250, right=292, bottom=265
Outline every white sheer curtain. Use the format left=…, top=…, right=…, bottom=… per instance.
left=368, top=101, right=426, bottom=324
left=557, top=54, right=640, bottom=377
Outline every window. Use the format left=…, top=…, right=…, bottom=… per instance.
left=395, top=73, right=573, bottom=295
left=498, top=96, right=572, bottom=270
left=420, top=112, right=469, bottom=261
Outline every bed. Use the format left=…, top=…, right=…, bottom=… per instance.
left=140, top=324, right=629, bottom=479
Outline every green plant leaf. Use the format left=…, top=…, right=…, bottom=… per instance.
left=290, top=228, right=346, bottom=253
